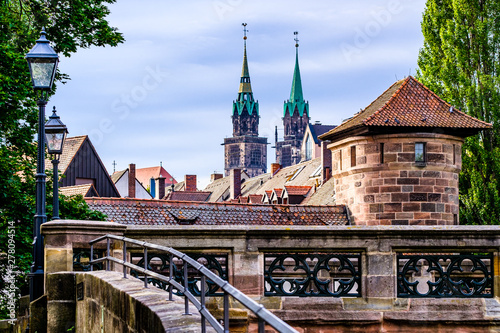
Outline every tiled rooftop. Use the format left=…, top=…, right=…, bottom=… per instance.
left=85, top=198, right=349, bottom=226
left=165, top=191, right=211, bottom=202
left=320, top=76, right=492, bottom=141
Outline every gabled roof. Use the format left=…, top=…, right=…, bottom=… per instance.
left=248, top=194, right=262, bottom=204
left=165, top=191, right=211, bottom=202
left=60, top=184, right=99, bottom=198
left=320, top=76, right=492, bottom=141
left=55, top=136, right=86, bottom=175
left=52, top=135, right=120, bottom=198
left=135, top=166, right=177, bottom=188
left=85, top=198, right=349, bottom=226
left=308, top=123, right=336, bottom=144
left=111, top=169, right=127, bottom=183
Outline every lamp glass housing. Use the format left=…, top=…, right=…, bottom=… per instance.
left=45, top=132, right=66, bottom=155
left=27, top=58, right=59, bottom=90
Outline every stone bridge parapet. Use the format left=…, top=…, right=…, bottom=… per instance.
left=41, top=221, right=500, bottom=332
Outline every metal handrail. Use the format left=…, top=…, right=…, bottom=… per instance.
left=89, top=234, right=298, bottom=333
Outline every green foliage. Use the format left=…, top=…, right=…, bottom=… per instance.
left=417, top=0, right=500, bottom=224
left=0, top=0, right=121, bottom=320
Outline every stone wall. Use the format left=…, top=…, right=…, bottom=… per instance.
left=328, top=133, right=463, bottom=225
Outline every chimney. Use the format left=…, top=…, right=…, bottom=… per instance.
left=271, top=163, right=281, bottom=176
left=230, top=169, right=241, bottom=200
left=185, top=175, right=197, bottom=192
left=210, top=173, right=223, bottom=182
left=321, top=141, right=332, bottom=182
left=156, top=176, right=165, bottom=199
left=128, top=164, right=136, bottom=198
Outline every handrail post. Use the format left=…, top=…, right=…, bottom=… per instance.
left=201, top=275, right=206, bottom=333
left=106, top=238, right=110, bottom=271
left=183, top=261, right=191, bottom=315
left=258, top=318, right=265, bottom=333
left=144, top=246, right=148, bottom=288
left=223, top=293, right=229, bottom=333
left=90, top=243, right=94, bottom=272
left=123, top=240, right=127, bottom=279
left=168, top=254, right=174, bottom=301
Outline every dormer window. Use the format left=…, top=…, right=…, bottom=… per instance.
left=415, top=142, right=426, bottom=165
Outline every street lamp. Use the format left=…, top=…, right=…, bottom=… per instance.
left=25, top=28, right=59, bottom=302
left=45, top=106, right=68, bottom=220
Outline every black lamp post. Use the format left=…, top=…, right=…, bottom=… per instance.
left=25, top=28, right=59, bottom=302
left=45, top=107, right=68, bottom=220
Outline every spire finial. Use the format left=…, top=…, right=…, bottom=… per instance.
left=294, top=31, right=299, bottom=48
left=242, top=23, right=248, bottom=41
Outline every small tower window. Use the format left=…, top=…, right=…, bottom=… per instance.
left=339, top=149, right=343, bottom=171
left=415, top=142, right=426, bottom=164
left=380, top=143, right=384, bottom=164
left=453, top=144, right=456, bottom=165
left=351, top=146, right=356, bottom=167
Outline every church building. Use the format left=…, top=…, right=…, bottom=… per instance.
left=275, top=32, right=310, bottom=168
left=223, top=24, right=267, bottom=177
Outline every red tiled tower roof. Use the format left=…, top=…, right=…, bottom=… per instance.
left=320, top=76, right=492, bottom=142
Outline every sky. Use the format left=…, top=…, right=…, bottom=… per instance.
left=50, top=0, right=427, bottom=189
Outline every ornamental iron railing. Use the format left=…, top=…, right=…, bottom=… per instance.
left=89, top=234, right=298, bottom=333
left=73, top=249, right=103, bottom=271
left=397, top=253, right=494, bottom=298
left=130, top=253, right=228, bottom=296
left=264, top=253, right=361, bottom=297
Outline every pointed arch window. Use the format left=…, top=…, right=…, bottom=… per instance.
left=305, top=134, right=312, bottom=161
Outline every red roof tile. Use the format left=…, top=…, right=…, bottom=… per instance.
left=320, top=76, right=492, bottom=141
left=283, top=185, right=312, bottom=197
left=135, top=166, right=177, bottom=188
left=85, top=198, right=349, bottom=226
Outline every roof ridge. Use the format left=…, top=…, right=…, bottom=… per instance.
left=363, top=76, right=410, bottom=124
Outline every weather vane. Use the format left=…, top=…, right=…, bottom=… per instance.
left=242, top=23, right=248, bottom=40
left=294, top=31, right=299, bottom=47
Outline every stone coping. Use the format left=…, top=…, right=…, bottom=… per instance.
left=41, top=219, right=126, bottom=235
left=125, top=224, right=500, bottom=235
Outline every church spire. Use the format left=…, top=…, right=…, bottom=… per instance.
left=239, top=23, right=252, bottom=94
left=284, top=31, right=308, bottom=117
left=290, top=31, right=303, bottom=103
left=234, top=23, right=258, bottom=117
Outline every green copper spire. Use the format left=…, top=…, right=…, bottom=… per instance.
left=239, top=43, right=252, bottom=93
left=234, top=23, right=258, bottom=116
left=284, top=31, right=308, bottom=117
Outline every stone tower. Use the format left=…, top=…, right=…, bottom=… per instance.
left=319, top=76, right=492, bottom=226
left=276, top=32, right=310, bottom=168
left=224, top=24, right=267, bottom=178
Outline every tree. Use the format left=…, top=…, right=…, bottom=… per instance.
left=0, top=0, right=123, bottom=319
left=417, top=0, right=500, bottom=224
